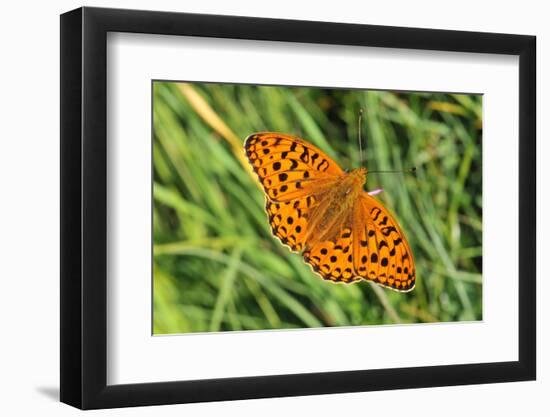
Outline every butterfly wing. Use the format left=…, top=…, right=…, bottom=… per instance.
left=302, top=221, right=362, bottom=284
left=265, top=196, right=318, bottom=253
left=245, top=132, right=343, bottom=202
left=246, top=132, right=344, bottom=254
left=352, top=193, right=416, bottom=291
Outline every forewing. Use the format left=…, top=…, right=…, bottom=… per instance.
left=245, top=132, right=343, bottom=202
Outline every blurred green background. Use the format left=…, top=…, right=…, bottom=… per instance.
left=152, top=81, right=482, bottom=334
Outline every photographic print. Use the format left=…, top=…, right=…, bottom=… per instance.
left=152, top=81, right=482, bottom=334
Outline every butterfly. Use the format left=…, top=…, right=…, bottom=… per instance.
left=244, top=132, right=416, bottom=292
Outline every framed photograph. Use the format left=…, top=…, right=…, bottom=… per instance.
left=60, top=6, right=536, bottom=409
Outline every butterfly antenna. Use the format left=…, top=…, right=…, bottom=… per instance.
left=357, top=108, right=415, bottom=175
left=358, top=108, right=364, bottom=166
left=369, top=167, right=417, bottom=174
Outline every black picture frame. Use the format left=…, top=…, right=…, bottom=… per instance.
left=60, top=6, right=536, bottom=410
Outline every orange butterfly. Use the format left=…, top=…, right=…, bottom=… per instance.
left=244, top=132, right=415, bottom=292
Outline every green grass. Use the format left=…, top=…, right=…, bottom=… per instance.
left=152, top=81, right=482, bottom=334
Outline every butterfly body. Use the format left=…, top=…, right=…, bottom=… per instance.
left=302, top=168, right=365, bottom=247
left=245, top=132, right=415, bottom=292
